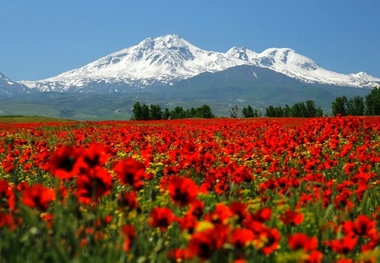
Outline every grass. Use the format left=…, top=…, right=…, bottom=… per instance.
left=0, top=115, right=73, bottom=123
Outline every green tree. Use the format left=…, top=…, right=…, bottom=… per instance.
left=365, top=87, right=380, bottom=115
left=265, top=105, right=275, bottom=117
left=149, top=104, right=163, bottom=120
left=283, top=105, right=291, bottom=117
left=229, top=105, right=238, bottom=118
left=305, top=100, right=317, bottom=117
left=291, top=102, right=308, bottom=117
left=140, top=104, right=150, bottom=120
left=316, top=107, right=324, bottom=117
left=265, top=105, right=284, bottom=117
left=242, top=105, right=254, bottom=118
left=196, top=105, right=215, bottom=118
left=187, top=107, right=197, bottom=118
left=132, top=102, right=143, bottom=120
left=162, top=108, right=171, bottom=120
left=347, top=96, right=365, bottom=116
left=332, top=96, right=348, bottom=116
left=171, top=106, right=186, bottom=119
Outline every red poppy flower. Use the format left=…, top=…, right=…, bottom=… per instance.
left=2, top=155, right=15, bottom=173
left=231, top=228, right=255, bottom=248
left=177, top=214, right=199, bottom=234
left=76, top=143, right=109, bottom=173
left=167, top=248, right=191, bottom=262
left=167, top=176, right=198, bottom=207
left=324, top=235, right=358, bottom=254
left=0, top=212, right=15, bottom=229
left=352, top=215, right=376, bottom=236
left=205, top=203, right=233, bottom=225
left=49, top=146, right=82, bottom=180
left=343, top=162, right=356, bottom=175
left=229, top=202, right=247, bottom=224
left=255, top=227, right=281, bottom=255
left=288, top=233, right=318, bottom=251
left=306, top=250, right=323, bottom=263
left=280, top=209, right=304, bottom=225
left=252, top=207, right=272, bottom=223
left=122, top=224, right=136, bottom=252
left=22, top=184, right=56, bottom=212
left=42, top=213, right=54, bottom=228
left=149, top=207, right=176, bottom=232
left=334, top=190, right=354, bottom=210
left=214, top=178, right=230, bottom=195
left=187, top=225, right=229, bottom=260
left=360, top=229, right=379, bottom=252
left=186, top=199, right=204, bottom=219
left=76, top=167, right=113, bottom=204
left=114, top=158, right=146, bottom=191
left=231, top=165, right=254, bottom=183
left=118, top=191, right=138, bottom=210
left=336, top=259, right=353, bottom=263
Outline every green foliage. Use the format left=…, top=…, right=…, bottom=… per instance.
left=131, top=102, right=215, bottom=120
left=332, top=95, right=364, bottom=116
left=265, top=105, right=284, bottom=117
left=264, top=100, right=323, bottom=117
left=241, top=105, right=260, bottom=118
left=332, top=96, right=348, bottom=116
left=229, top=105, right=238, bottom=118
left=132, top=101, right=143, bottom=120
left=194, top=105, right=215, bottom=119
left=332, top=88, right=378, bottom=116
left=149, top=104, right=163, bottom=120
left=170, top=106, right=186, bottom=119
left=348, top=95, right=365, bottom=116
left=365, top=86, right=380, bottom=115
left=162, top=108, right=171, bottom=120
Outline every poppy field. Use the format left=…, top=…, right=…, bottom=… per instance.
left=0, top=116, right=380, bottom=262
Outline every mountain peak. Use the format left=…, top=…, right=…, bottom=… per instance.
left=136, top=34, right=189, bottom=50
left=257, top=47, right=319, bottom=72
left=349, top=72, right=380, bottom=82
left=154, top=34, right=185, bottom=43
left=225, top=47, right=258, bottom=62
left=0, top=72, right=33, bottom=96
left=20, top=34, right=380, bottom=91
left=0, top=72, right=8, bottom=79
left=0, top=72, right=13, bottom=83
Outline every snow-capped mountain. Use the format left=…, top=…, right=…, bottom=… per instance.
left=0, top=72, right=32, bottom=96
left=1, top=73, right=14, bottom=84
left=226, top=47, right=380, bottom=87
left=21, top=35, right=246, bottom=92
left=21, top=34, right=380, bottom=92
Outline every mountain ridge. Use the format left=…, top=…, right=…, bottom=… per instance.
left=19, top=34, right=380, bottom=92
left=0, top=73, right=33, bottom=97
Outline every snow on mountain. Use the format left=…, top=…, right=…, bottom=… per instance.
left=21, top=34, right=380, bottom=92
left=0, top=72, right=16, bottom=85
left=0, top=72, right=33, bottom=96
left=226, top=47, right=380, bottom=87
left=22, top=34, right=246, bottom=91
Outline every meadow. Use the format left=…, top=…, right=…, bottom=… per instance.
left=0, top=116, right=379, bottom=262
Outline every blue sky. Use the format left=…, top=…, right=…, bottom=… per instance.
left=1, top=0, right=379, bottom=81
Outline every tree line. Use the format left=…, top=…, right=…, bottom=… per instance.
left=131, top=102, right=215, bottom=120
left=331, top=87, right=380, bottom=116
left=230, top=100, right=323, bottom=118
left=131, top=87, right=380, bottom=120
